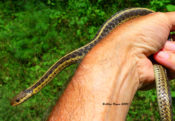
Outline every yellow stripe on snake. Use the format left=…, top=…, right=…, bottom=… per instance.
left=11, top=8, right=173, bottom=121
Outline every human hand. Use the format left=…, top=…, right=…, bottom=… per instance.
left=114, top=12, right=175, bottom=88
left=154, top=41, right=175, bottom=80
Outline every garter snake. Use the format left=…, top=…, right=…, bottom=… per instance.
left=11, top=8, right=173, bottom=120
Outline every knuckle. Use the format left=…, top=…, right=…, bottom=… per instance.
left=155, top=12, right=170, bottom=24
left=155, top=12, right=167, bottom=18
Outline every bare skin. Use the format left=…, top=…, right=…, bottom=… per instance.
left=47, top=12, right=175, bottom=121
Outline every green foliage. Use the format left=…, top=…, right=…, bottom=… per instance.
left=150, top=0, right=175, bottom=11
left=166, top=4, right=175, bottom=11
left=0, top=0, right=175, bottom=121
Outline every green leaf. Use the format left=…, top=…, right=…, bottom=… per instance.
left=171, top=91, right=175, bottom=98
left=166, top=4, right=175, bottom=11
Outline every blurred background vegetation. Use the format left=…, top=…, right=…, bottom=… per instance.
left=0, top=0, right=175, bottom=121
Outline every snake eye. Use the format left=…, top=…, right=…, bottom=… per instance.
left=16, top=99, right=20, bottom=102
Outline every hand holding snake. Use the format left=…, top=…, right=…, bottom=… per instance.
left=11, top=9, right=175, bottom=120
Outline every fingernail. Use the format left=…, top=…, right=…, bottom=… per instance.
left=165, top=41, right=175, bottom=51
left=156, top=51, right=169, bottom=59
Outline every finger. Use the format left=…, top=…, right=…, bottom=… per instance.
left=165, top=12, right=175, bottom=31
left=154, top=50, right=175, bottom=71
left=162, top=41, right=175, bottom=51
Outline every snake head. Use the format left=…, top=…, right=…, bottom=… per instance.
left=11, top=89, right=33, bottom=106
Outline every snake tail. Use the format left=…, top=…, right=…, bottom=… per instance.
left=154, top=64, right=173, bottom=121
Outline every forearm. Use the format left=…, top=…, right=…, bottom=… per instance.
left=48, top=29, right=140, bottom=121
left=47, top=11, right=175, bottom=121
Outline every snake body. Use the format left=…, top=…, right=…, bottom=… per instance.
left=11, top=8, right=173, bottom=120
left=154, top=64, right=172, bottom=120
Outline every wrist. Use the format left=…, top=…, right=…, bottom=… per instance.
left=48, top=30, right=141, bottom=121
left=71, top=34, right=140, bottom=120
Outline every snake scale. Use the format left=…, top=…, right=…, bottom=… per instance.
left=11, top=8, right=173, bottom=120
